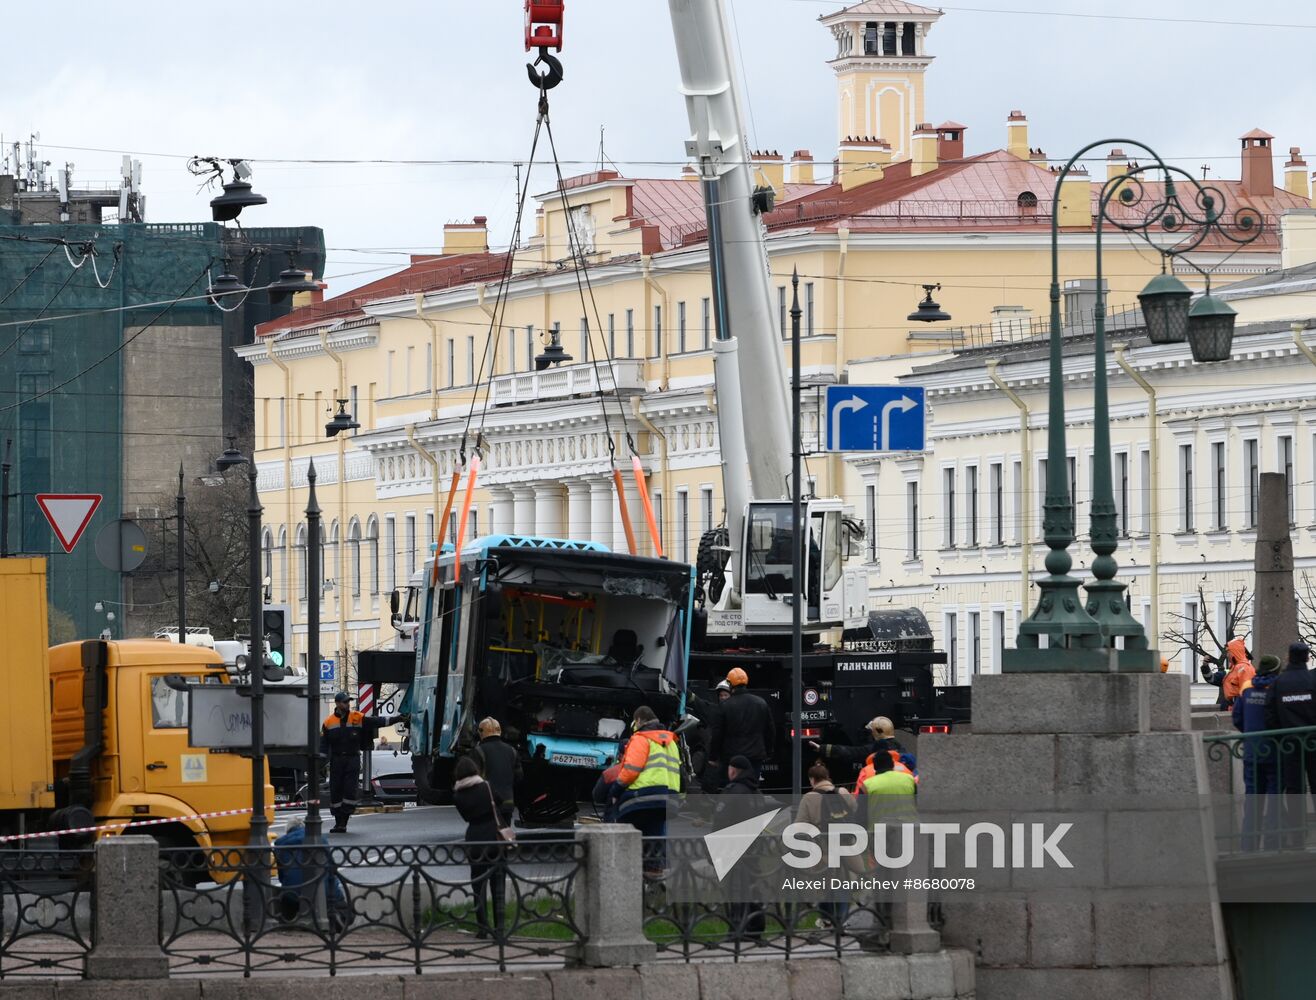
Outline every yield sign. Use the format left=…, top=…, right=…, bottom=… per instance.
left=35, top=494, right=103, bottom=554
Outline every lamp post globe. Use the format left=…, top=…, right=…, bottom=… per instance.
left=1187, top=294, right=1238, bottom=362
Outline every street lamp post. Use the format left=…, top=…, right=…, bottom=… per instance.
left=304, top=460, right=324, bottom=845
left=789, top=269, right=803, bottom=804
left=215, top=437, right=269, bottom=847
left=177, top=463, right=186, bottom=640
left=1004, top=140, right=1261, bottom=673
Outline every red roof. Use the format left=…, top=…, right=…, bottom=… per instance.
left=1241, top=128, right=1275, bottom=141
left=256, top=251, right=513, bottom=338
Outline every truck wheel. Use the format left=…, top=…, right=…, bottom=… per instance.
left=147, top=827, right=204, bottom=888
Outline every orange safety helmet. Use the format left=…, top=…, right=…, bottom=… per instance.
left=726, top=667, right=749, bottom=687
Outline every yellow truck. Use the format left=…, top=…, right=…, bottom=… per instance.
left=1, top=557, right=270, bottom=851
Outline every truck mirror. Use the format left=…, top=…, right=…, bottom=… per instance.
left=389, top=589, right=401, bottom=617
left=162, top=674, right=191, bottom=691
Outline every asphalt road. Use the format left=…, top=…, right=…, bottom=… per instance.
left=269, top=803, right=585, bottom=845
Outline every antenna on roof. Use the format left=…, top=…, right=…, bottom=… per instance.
left=597, top=125, right=605, bottom=171
left=1201, top=163, right=1210, bottom=180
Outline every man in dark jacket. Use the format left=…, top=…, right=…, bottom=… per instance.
left=321, top=692, right=408, bottom=833
left=1264, top=643, right=1316, bottom=846
left=709, top=668, right=774, bottom=781
left=1232, top=655, right=1281, bottom=850
left=719, top=755, right=766, bottom=938
left=471, top=717, right=522, bottom=825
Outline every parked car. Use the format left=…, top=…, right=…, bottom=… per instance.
left=368, top=748, right=416, bottom=804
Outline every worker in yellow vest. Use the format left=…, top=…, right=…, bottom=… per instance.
left=616, top=705, right=682, bottom=876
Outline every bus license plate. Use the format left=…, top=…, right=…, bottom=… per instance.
left=551, top=753, right=597, bottom=768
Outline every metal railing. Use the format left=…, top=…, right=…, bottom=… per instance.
left=641, top=838, right=943, bottom=963
left=158, top=840, right=585, bottom=976
left=0, top=850, right=95, bottom=979
left=1203, top=724, right=1316, bottom=855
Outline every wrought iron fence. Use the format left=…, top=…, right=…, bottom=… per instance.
left=158, top=840, right=584, bottom=977
left=0, top=850, right=95, bottom=979
left=1204, top=724, right=1316, bottom=855
left=641, top=838, right=944, bottom=962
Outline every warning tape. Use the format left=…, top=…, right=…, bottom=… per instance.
left=0, top=800, right=318, bottom=845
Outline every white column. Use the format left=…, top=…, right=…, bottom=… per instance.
left=566, top=480, right=591, bottom=541
left=489, top=486, right=514, bottom=538
left=511, top=485, right=536, bottom=537
left=534, top=483, right=565, bottom=539
left=589, top=478, right=614, bottom=549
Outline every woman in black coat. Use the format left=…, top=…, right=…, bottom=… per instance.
left=452, top=755, right=507, bottom=938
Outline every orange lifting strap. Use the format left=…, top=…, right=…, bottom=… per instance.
left=454, top=455, right=481, bottom=583
left=631, top=453, right=663, bottom=559
left=612, top=465, right=638, bottom=556
left=432, top=468, right=463, bottom=586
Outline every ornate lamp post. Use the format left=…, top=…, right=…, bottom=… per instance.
left=1005, top=141, right=1261, bottom=672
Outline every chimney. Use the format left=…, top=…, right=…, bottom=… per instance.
left=1284, top=148, right=1310, bottom=201
left=1240, top=129, right=1275, bottom=197
left=752, top=150, right=785, bottom=200
left=1006, top=111, right=1029, bottom=160
left=789, top=149, right=815, bottom=185
left=838, top=137, right=892, bottom=192
left=1056, top=165, right=1093, bottom=228
left=935, top=122, right=966, bottom=163
left=1280, top=210, right=1316, bottom=270
left=682, top=164, right=700, bottom=183
left=1107, top=148, right=1130, bottom=182
left=443, top=215, right=490, bottom=255
left=1029, top=148, right=1048, bottom=164
left=292, top=281, right=326, bottom=310
left=911, top=123, right=939, bottom=177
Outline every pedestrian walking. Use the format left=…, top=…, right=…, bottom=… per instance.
left=615, top=706, right=682, bottom=876
left=452, top=756, right=508, bottom=940
left=321, top=691, right=407, bottom=834
left=1264, top=642, right=1316, bottom=845
left=1233, top=654, right=1281, bottom=850
left=719, top=755, right=767, bottom=939
left=709, top=668, right=774, bottom=782
left=470, top=717, right=523, bottom=826
left=795, top=762, right=856, bottom=927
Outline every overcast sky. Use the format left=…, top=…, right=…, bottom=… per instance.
left=4, top=1, right=1314, bottom=292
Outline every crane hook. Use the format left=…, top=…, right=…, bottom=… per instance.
left=527, top=50, right=564, bottom=92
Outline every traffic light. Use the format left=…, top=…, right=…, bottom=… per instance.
left=262, top=604, right=290, bottom=668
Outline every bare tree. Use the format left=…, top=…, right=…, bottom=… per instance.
left=131, top=474, right=256, bottom=640
left=1162, top=584, right=1253, bottom=671
left=1294, top=572, right=1316, bottom=649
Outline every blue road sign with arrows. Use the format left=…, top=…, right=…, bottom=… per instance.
left=824, top=385, right=926, bottom=452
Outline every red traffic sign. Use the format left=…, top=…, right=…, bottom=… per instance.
left=35, top=494, right=103, bottom=553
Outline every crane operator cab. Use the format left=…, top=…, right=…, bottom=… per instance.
left=742, top=499, right=869, bottom=632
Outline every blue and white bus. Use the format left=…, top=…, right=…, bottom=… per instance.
left=404, top=534, right=695, bottom=823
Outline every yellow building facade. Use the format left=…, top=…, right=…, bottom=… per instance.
left=238, top=0, right=1313, bottom=679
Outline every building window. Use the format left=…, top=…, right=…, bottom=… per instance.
left=366, top=516, right=379, bottom=595
left=992, top=609, right=1006, bottom=672
left=965, top=465, right=979, bottom=547
left=349, top=385, right=359, bottom=436
left=1139, top=449, right=1151, bottom=535
left=678, top=301, right=687, bottom=353
left=608, top=314, right=616, bottom=356
left=405, top=346, right=414, bottom=395
left=882, top=20, right=897, bottom=55
left=1183, top=600, right=1200, bottom=675
left=1279, top=434, right=1294, bottom=525
left=907, top=481, right=920, bottom=560
left=405, top=515, right=417, bottom=578
left=701, top=486, right=714, bottom=535
left=866, top=484, right=878, bottom=561
left=943, top=468, right=957, bottom=548
left=1211, top=441, right=1226, bottom=530
left=653, top=491, right=664, bottom=552
left=805, top=282, right=815, bottom=336
left=385, top=516, right=396, bottom=591
left=968, top=611, right=981, bottom=677
left=864, top=21, right=879, bottom=54
left=295, top=525, right=308, bottom=602
left=1115, top=452, right=1129, bottom=537
left=386, top=351, right=396, bottom=396
left=778, top=286, right=787, bottom=340
left=1068, top=457, right=1077, bottom=533
left=1245, top=438, right=1259, bottom=529
left=446, top=340, right=454, bottom=388
left=1179, top=443, right=1194, bottom=532
left=677, top=489, right=689, bottom=562
left=466, top=336, right=476, bottom=385
left=1011, top=459, right=1023, bottom=543
left=702, top=298, right=711, bottom=348
left=470, top=509, right=479, bottom=540
left=944, top=612, right=959, bottom=684
left=526, top=324, right=534, bottom=371
left=989, top=462, right=1004, bottom=545
left=652, top=305, right=663, bottom=358
left=625, top=309, right=635, bottom=357
left=580, top=317, right=589, bottom=362
left=348, top=519, right=361, bottom=599
left=508, top=328, right=518, bottom=372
